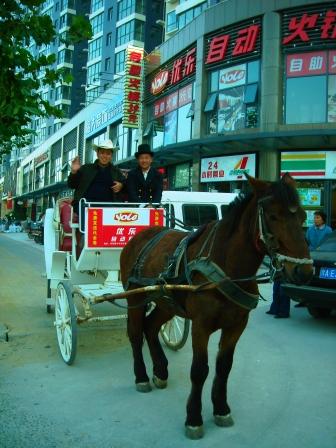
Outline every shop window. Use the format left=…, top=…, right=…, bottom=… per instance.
left=284, top=51, right=336, bottom=125
left=182, top=204, right=218, bottom=227
left=285, top=76, right=327, bottom=124
left=244, top=83, right=258, bottom=104
left=164, top=110, right=177, bottom=146
left=177, top=104, right=192, bottom=142
left=205, top=60, right=260, bottom=133
left=204, top=93, right=218, bottom=112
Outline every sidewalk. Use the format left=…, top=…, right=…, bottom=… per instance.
left=0, top=231, right=44, bottom=251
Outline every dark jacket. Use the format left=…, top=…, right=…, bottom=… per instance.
left=126, top=166, right=163, bottom=203
left=67, top=160, right=125, bottom=206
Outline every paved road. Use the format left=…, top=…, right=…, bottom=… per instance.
left=0, top=232, right=335, bottom=448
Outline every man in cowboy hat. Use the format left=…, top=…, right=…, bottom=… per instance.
left=126, top=143, right=163, bottom=204
left=68, top=139, right=125, bottom=214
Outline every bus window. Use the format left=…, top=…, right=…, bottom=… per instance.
left=182, top=204, right=218, bottom=227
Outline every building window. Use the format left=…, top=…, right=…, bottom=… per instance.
left=285, top=51, right=336, bottom=125
left=91, top=0, right=104, bottom=14
left=151, top=83, right=194, bottom=148
left=166, top=11, right=177, bottom=33
left=177, top=1, right=207, bottom=30
left=88, top=37, right=102, bottom=61
left=115, top=50, right=125, bottom=73
left=106, top=32, right=112, bottom=46
left=116, top=124, right=130, bottom=160
left=90, top=12, right=103, bottom=35
left=205, top=60, right=260, bottom=134
left=107, top=7, right=113, bottom=20
left=116, top=19, right=144, bottom=46
left=117, top=0, right=145, bottom=21
left=86, top=87, right=100, bottom=104
left=55, top=85, right=71, bottom=100
left=104, top=57, right=111, bottom=72
left=57, top=48, right=73, bottom=64
left=87, top=61, right=101, bottom=86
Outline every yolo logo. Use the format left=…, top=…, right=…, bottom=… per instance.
left=151, top=70, right=169, bottom=95
left=114, top=211, right=139, bottom=222
left=220, top=69, right=245, bottom=85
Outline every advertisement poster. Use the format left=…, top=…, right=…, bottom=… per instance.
left=286, top=52, right=327, bottom=77
left=87, top=207, right=165, bottom=248
left=328, top=75, right=336, bottom=123
left=297, top=188, right=322, bottom=207
left=200, top=153, right=256, bottom=182
left=218, top=86, right=245, bottom=132
left=164, top=110, right=177, bottom=145
left=219, top=64, right=246, bottom=89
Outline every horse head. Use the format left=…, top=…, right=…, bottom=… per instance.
left=247, top=173, right=313, bottom=286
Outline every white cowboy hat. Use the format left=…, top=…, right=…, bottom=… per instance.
left=93, top=139, right=115, bottom=151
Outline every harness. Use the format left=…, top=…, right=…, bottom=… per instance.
left=125, top=196, right=313, bottom=312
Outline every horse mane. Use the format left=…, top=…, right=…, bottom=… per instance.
left=221, top=179, right=300, bottom=237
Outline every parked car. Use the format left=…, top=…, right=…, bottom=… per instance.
left=282, top=231, right=336, bottom=318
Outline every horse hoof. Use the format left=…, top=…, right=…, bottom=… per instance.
left=214, top=413, right=234, bottom=427
left=185, top=425, right=204, bottom=439
left=152, top=375, right=167, bottom=389
left=135, top=382, right=152, bottom=393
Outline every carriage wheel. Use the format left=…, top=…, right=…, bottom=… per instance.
left=160, top=317, right=190, bottom=351
left=54, top=282, right=77, bottom=365
left=46, top=279, right=52, bottom=314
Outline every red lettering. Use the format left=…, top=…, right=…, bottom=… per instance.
left=128, top=104, right=139, bottom=114
left=128, top=114, right=138, bottom=123
left=129, top=51, right=142, bottom=63
left=321, top=10, right=336, bottom=39
left=283, top=13, right=318, bottom=44
left=129, top=78, right=141, bottom=89
left=184, top=48, right=196, bottom=76
left=232, top=24, right=260, bottom=56
left=129, top=64, right=141, bottom=76
left=206, top=34, right=230, bottom=64
left=171, top=58, right=183, bottom=84
left=128, top=91, right=140, bottom=101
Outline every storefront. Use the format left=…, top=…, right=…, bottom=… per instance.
left=280, top=151, right=336, bottom=228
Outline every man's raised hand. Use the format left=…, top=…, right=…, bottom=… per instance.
left=71, top=156, right=81, bottom=174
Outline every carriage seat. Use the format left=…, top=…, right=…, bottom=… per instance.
left=53, top=198, right=78, bottom=252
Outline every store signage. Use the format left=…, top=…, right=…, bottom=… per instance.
left=122, top=46, right=144, bottom=129
left=86, top=98, right=123, bottom=138
left=283, top=8, right=336, bottom=45
left=200, top=154, right=256, bottom=182
left=86, top=207, right=165, bottom=248
left=281, top=151, right=336, bottom=179
left=154, top=83, right=193, bottom=118
left=205, top=24, right=260, bottom=65
left=219, top=64, right=246, bottom=88
left=150, top=70, right=169, bottom=95
left=286, top=51, right=327, bottom=77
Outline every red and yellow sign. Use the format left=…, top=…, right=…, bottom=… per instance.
left=86, top=207, right=165, bottom=248
left=123, top=46, right=144, bottom=128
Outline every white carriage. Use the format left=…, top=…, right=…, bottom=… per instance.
left=44, top=198, right=190, bottom=364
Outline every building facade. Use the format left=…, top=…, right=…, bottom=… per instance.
left=134, top=0, right=336, bottom=228
left=2, top=0, right=336, bottom=230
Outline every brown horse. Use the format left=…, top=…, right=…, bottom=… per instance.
left=120, top=174, right=313, bottom=439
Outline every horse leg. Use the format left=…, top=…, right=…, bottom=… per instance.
left=127, top=299, right=151, bottom=393
left=211, top=317, right=248, bottom=427
left=185, top=321, right=211, bottom=439
left=144, top=306, right=173, bottom=389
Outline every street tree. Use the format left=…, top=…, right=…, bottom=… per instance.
left=0, top=0, right=92, bottom=158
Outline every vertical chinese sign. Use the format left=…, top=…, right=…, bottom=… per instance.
left=123, top=46, right=144, bottom=128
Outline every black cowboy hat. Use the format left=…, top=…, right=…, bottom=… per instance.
left=135, top=143, right=154, bottom=158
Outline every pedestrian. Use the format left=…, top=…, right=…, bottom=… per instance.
left=266, top=279, right=291, bottom=319
left=305, top=210, right=332, bottom=251
left=126, top=143, right=163, bottom=204
left=67, top=139, right=125, bottom=215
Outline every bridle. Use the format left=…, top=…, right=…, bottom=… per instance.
left=257, top=196, right=313, bottom=281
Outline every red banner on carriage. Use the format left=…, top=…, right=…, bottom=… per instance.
left=86, top=207, right=165, bottom=248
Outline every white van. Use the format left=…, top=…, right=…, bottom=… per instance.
left=160, top=191, right=237, bottom=230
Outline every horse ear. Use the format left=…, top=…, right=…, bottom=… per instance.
left=245, top=173, right=271, bottom=195
left=281, top=172, right=296, bottom=187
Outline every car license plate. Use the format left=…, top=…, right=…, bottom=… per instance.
left=319, top=267, right=336, bottom=280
